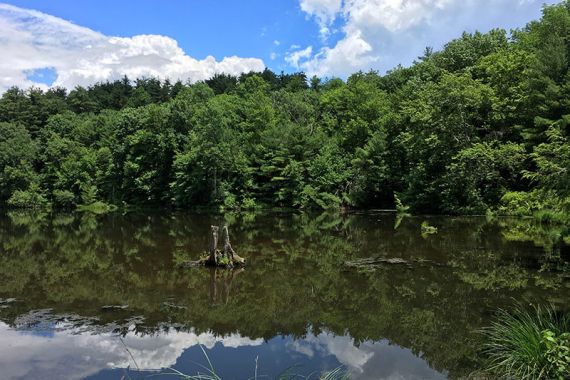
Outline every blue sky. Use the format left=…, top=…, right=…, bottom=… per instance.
left=0, top=0, right=559, bottom=91
left=2, top=0, right=319, bottom=65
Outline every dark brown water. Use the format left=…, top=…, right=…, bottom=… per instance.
left=0, top=210, right=568, bottom=380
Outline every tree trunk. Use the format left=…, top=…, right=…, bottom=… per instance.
left=208, top=225, right=219, bottom=265
left=221, top=226, right=245, bottom=264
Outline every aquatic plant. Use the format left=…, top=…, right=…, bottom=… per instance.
left=394, top=194, right=411, bottom=230
left=394, top=194, right=410, bottom=214
left=482, top=304, right=570, bottom=380
left=421, top=221, right=438, bottom=237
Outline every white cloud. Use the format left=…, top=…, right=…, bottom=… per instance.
left=0, top=3, right=265, bottom=92
left=300, top=0, right=343, bottom=38
left=298, top=31, right=376, bottom=76
left=343, top=0, right=452, bottom=32
left=285, top=46, right=314, bottom=68
left=295, top=0, right=557, bottom=77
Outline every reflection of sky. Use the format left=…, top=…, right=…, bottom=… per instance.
left=0, top=321, right=263, bottom=380
left=0, top=321, right=447, bottom=380
left=287, top=332, right=447, bottom=380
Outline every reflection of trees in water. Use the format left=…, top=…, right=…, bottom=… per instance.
left=209, top=268, right=244, bottom=305
left=0, top=210, right=568, bottom=378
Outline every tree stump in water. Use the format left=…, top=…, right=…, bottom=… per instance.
left=221, top=226, right=245, bottom=265
left=207, top=226, right=220, bottom=265
left=181, top=225, right=245, bottom=268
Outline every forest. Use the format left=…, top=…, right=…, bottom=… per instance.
left=0, top=1, right=569, bottom=218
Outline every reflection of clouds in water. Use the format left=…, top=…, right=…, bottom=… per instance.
left=288, top=332, right=372, bottom=371
left=0, top=320, right=447, bottom=380
left=0, top=322, right=263, bottom=380
left=287, top=331, right=447, bottom=380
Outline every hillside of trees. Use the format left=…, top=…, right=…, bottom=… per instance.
left=0, top=1, right=569, bottom=217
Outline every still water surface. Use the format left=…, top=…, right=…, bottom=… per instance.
left=0, top=211, right=568, bottom=380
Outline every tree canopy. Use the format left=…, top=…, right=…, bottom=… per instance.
left=1, top=1, right=570, bottom=216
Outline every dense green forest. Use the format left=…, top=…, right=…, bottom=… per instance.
left=1, top=1, right=569, bottom=216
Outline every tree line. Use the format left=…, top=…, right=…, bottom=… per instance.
left=1, top=1, right=569, bottom=217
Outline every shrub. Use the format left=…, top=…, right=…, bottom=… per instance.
left=7, top=184, right=49, bottom=209
left=482, top=304, right=570, bottom=380
left=499, top=190, right=570, bottom=223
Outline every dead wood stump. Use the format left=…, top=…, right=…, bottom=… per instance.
left=182, top=225, right=245, bottom=268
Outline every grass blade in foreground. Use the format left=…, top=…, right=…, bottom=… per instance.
left=481, top=304, right=570, bottom=379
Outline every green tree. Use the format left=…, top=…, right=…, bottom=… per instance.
left=441, top=142, right=526, bottom=214
left=0, top=122, right=40, bottom=203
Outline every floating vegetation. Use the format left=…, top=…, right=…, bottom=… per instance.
left=421, top=221, right=438, bottom=237
left=395, top=194, right=410, bottom=215
left=394, top=194, right=412, bottom=230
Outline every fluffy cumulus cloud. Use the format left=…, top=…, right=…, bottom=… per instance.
left=300, top=0, right=343, bottom=38
left=291, top=0, right=556, bottom=77
left=0, top=321, right=263, bottom=379
left=0, top=3, right=265, bottom=92
left=285, top=46, right=314, bottom=68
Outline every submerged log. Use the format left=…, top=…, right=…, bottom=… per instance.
left=344, top=257, right=443, bottom=271
left=180, top=225, right=245, bottom=269
left=344, top=257, right=413, bottom=270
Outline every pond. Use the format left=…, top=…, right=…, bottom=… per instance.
left=0, top=211, right=568, bottom=380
